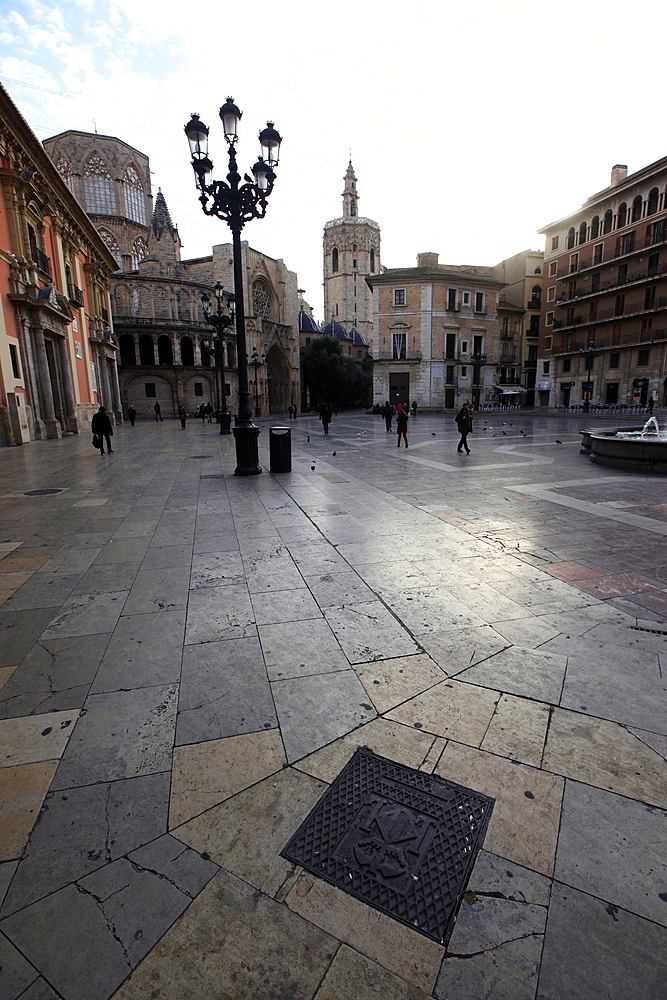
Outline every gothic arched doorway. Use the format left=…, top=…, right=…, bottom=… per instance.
left=265, top=343, right=290, bottom=413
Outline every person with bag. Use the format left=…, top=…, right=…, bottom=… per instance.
left=91, top=405, right=113, bottom=455
left=396, top=408, right=409, bottom=448
left=455, top=401, right=473, bottom=454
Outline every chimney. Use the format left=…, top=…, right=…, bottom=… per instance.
left=417, top=252, right=439, bottom=267
left=610, top=164, right=627, bottom=187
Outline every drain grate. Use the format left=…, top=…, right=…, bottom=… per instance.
left=631, top=625, right=667, bottom=636
left=281, top=747, right=494, bottom=945
left=200, top=474, right=225, bottom=479
left=24, top=489, right=65, bottom=496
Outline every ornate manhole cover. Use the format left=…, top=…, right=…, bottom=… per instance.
left=282, top=748, right=494, bottom=945
left=24, top=489, right=65, bottom=496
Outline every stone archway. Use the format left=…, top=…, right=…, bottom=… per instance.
left=265, top=343, right=290, bottom=414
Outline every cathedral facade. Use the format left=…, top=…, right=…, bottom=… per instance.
left=323, top=162, right=380, bottom=349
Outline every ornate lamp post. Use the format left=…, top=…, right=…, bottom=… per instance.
left=248, top=346, right=266, bottom=417
left=201, top=283, right=234, bottom=434
left=184, top=99, right=282, bottom=475
left=579, top=345, right=600, bottom=413
left=471, top=352, right=487, bottom=410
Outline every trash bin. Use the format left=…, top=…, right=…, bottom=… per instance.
left=269, top=426, right=291, bottom=473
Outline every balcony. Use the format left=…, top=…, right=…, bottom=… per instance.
left=527, top=298, right=541, bottom=310
left=555, top=262, right=667, bottom=302
left=68, top=283, right=84, bottom=307
left=376, top=351, right=423, bottom=362
left=31, top=247, right=51, bottom=277
left=556, top=230, right=667, bottom=278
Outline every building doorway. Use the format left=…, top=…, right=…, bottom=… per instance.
left=561, top=384, right=571, bottom=407
left=390, top=372, right=409, bottom=409
left=444, top=387, right=456, bottom=409
left=265, top=343, right=290, bottom=413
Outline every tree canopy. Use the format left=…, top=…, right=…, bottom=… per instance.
left=301, top=335, right=372, bottom=409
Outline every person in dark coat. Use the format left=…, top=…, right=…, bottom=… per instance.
left=127, top=405, right=136, bottom=426
left=455, top=402, right=473, bottom=454
left=383, top=401, right=393, bottom=432
left=396, top=408, right=409, bottom=448
left=648, top=395, right=655, bottom=414
left=178, top=405, right=187, bottom=429
left=154, top=401, right=163, bottom=422
left=91, top=405, right=113, bottom=455
left=320, top=403, right=332, bottom=435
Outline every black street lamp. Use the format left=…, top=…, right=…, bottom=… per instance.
left=185, top=99, right=282, bottom=475
left=579, top=345, right=600, bottom=413
left=471, top=352, right=487, bottom=410
left=201, top=283, right=234, bottom=434
left=248, top=346, right=266, bottom=417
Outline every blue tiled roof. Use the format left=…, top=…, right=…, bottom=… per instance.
left=298, top=311, right=320, bottom=333
left=322, top=321, right=352, bottom=340
left=348, top=328, right=368, bottom=347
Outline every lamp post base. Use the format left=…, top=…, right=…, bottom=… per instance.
left=218, top=410, right=232, bottom=435
left=233, top=424, right=262, bottom=475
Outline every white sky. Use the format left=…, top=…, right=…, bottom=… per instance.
left=2, top=0, right=667, bottom=321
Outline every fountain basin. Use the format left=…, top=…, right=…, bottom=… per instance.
left=581, top=427, right=667, bottom=473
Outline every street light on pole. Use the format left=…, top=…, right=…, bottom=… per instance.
left=184, top=100, right=282, bottom=475
left=579, top=344, right=600, bottom=414
left=248, top=346, right=266, bottom=417
left=201, top=283, right=234, bottom=434
left=471, top=352, right=487, bottom=410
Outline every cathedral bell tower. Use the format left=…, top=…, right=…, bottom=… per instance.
left=323, top=161, right=381, bottom=350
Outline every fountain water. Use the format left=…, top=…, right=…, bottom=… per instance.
left=581, top=414, right=667, bottom=472
left=614, top=416, right=666, bottom=441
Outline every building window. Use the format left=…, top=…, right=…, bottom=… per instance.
left=461, top=340, right=469, bottom=354
left=546, top=312, right=554, bottom=326
left=547, top=286, right=556, bottom=302
left=594, top=243, right=604, bottom=264
left=647, top=188, right=659, bottom=216
left=632, top=195, right=643, bottom=222
left=332, top=247, right=339, bottom=272
left=620, top=232, right=635, bottom=255
left=447, top=288, right=457, bottom=310
left=567, top=227, right=576, bottom=249
left=644, top=285, right=656, bottom=310
left=614, top=294, right=625, bottom=316
left=562, top=357, right=571, bottom=373
left=145, top=383, right=156, bottom=397
left=579, top=221, right=587, bottom=245
left=353, top=258, right=357, bottom=269
left=617, top=202, right=627, bottom=228
left=609, top=353, right=620, bottom=368
left=549, top=260, right=557, bottom=277
left=131, top=237, right=148, bottom=270
left=604, top=209, right=613, bottom=234
left=570, top=253, right=579, bottom=274
left=392, top=329, right=406, bottom=359
left=9, top=343, right=20, bottom=378
left=370, top=248, right=375, bottom=272
left=461, top=366, right=467, bottom=376
left=591, top=272, right=601, bottom=292
left=551, top=235, right=559, bottom=250
left=97, top=228, right=121, bottom=269
left=446, top=365, right=455, bottom=383
left=194, top=383, right=203, bottom=395
left=638, top=349, right=649, bottom=366
left=83, top=153, right=115, bottom=214
left=474, top=291, right=485, bottom=313
left=590, top=216, right=600, bottom=240
left=545, top=336, right=552, bottom=351
left=252, top=279, right=272, bottom=319
left=445, top=333, right=456, bottom=359
left=542, top=361, right=550, bottom=374
left=650, top=220, right=665, bottom=245
left=393, top=288, right=406, bottom=306
left=473, top=334, right=483, bottom=355
left=462, top=291, right=471, bottom=306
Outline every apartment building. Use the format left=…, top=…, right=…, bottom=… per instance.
left=366, top=253, right=505, bottom=410
left=538, top=159, right=667, bottom=409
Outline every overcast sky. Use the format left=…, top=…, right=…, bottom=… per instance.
left=2, top=0, right=667, bottom=322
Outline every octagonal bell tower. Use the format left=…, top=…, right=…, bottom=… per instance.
left=323, top=161, right=380, bottom=348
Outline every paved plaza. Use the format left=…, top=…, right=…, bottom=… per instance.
left=0, top=409, right=665, bottom=1000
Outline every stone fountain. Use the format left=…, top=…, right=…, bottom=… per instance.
left=581, top=416, right=667, bottom=472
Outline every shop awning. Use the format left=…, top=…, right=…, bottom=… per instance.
left=493, top=386, right=526, bottom=394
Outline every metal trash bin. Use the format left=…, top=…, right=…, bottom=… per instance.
left=269, top=426, right=291, bottom=473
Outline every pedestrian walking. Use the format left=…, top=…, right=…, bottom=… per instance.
left=648, top=395, right=655, bottom=414
left=199, top=404, right=206, bottom=424
left=383, top=401, right=393, bottom=432
left=396, top=408, right=409, bottom=448
left=411, top=401, right=417, bottom=417
left=205, top=402, right=214, bottom=423
left=91, top=405, right=113, bottom=455
left=178, top=405, right=187, bottom=429
left=127, top=405, right=136, bottom=426
left=154, top=401, right=163, bottom=422
left=320, top=403, right=332, bottom=435
left=455, top=402, right=473, bottom=454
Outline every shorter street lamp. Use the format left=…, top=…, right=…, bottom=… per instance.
left=201, top=283, right=235, bottom=434
left=579, top=345, right=600, bottom=413
left=248, top=346, right=266, bottom=417
left=471, top=352, right=487, bottom=410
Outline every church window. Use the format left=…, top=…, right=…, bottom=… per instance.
left=124, top=166, right=146, bottom=225
left=131, top=237, right=148, bottom=270
left=83, top=154, right=115, bottom=214
left=350, top=201, right=356, bottom=216
left=97, top=228, right=121, bottom=268
left=55, top=156, right=76, bottom=194
left=332, top=247, right=339, bottom=272
left=370, top=248, right=375, bottom=272
left=252, top=279, right=272, bottom=320
left=353, top=259, right=357, bottom=269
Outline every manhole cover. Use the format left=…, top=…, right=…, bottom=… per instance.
left=282, top=748, right=493, bottom=945
left=189, top=455, right=212, bottom=459
left=24, top=489, right=65, bottom=496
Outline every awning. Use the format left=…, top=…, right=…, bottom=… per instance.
left=493, top=386, right=526, bottom=394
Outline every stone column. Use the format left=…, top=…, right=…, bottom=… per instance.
left=109, top=355, right=123, bottom=422
left=193, top=338, right=201, bottom=366
left=98, top=345, right=113, bottom=414
left=32, top=323, right=60, bottom=439
left=57, top=336, right=78, bottom=432
left=173, top=334, right=182, bottom=366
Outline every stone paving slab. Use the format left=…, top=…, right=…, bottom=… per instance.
left=1, top=413, right=666, bottom=998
